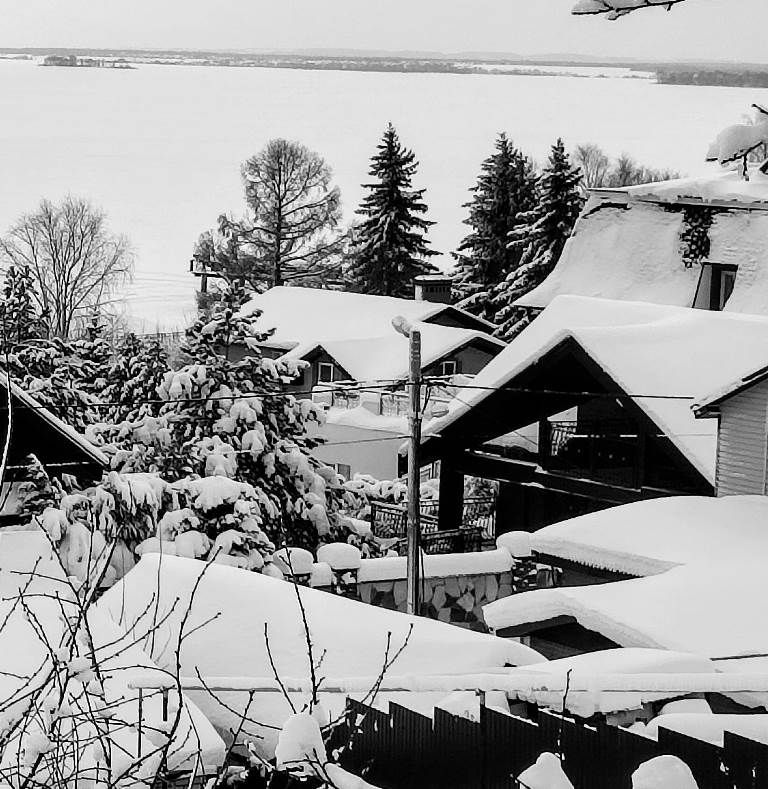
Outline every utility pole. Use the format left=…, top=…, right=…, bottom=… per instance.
left=392, top=316, right=422, bottom=616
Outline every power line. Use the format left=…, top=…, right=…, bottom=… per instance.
left=424, top=378, right=699, bottom=401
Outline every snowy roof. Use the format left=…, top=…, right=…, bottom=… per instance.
left=483, top=559, right=768, bottom=662
left=242, top=286, right=495, bottom=346
left=516, top=166, right=768, bottom=314
left=100, top=554, right=545, bottom=756
left=623, top=165, right=768, bottom=205
left=4, top=375, right=109, bottom=468
left=506, top=647, right=719, bottom=717
left=693, top=361, right=768, bottom=416
left=530, top=495, right=768, bottom=577
left=279, top=321, right=505, bottom=382
left=324, top=404, right=407, bottom=434
left=426, top=296, right=768, bottom=483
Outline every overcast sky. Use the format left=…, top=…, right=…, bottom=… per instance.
left=0, top=0, right=764, bottom=63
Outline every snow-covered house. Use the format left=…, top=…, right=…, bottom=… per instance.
left=516, top=166, right=768, bottom=317
left=239, top=285, right=503, bottom=391
left=421, top=296, right=768, bottom=533
left=238, top=286, right=505, bottom=479
left=0, top=377, right=108, bottom=520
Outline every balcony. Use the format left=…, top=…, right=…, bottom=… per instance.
left=539, top=418, right=642, bottom=489
left=369, top=497, right=496, bottom=554
left=312, top=384, right=451, bottom=419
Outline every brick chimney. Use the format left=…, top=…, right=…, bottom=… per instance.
left=414, top=274, right=453, bottom=304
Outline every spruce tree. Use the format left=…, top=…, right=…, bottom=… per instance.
left=348, top=123, right=438, bottom=297
left=0, top=264, right=46, bottom=347
left=100, top=333, right=169, bottom=423
left=453, top=134, right=537, bottom=324
left=96, top=283, right=344, bottom=551
left=493, top=138, right=583, bottom=339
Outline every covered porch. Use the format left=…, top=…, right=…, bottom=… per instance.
left=420, top=337, right=712, bottom=535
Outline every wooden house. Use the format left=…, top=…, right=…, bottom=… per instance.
left=420, top=297, right=768, bottom=534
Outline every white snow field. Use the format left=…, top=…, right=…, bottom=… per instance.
left=517, top=165, right=768, bottom=314
left=2, top=58, right=767, bottom=329
left=427, top=295, right=768, bottom=483
left=529, top=495, right=768, bottom=577
left=0, top=531, right=224, bottom=782
left=98, top=554, right=545, bottom=757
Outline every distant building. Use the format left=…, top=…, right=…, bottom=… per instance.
left=42, top=55, right=79, bottom=67
left=238, top=284, right=505, bottom=479
left=239, top=284, right=503, bottom=392
left=516, top=165, right=768, bottom=317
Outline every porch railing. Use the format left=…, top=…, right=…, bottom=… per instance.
left=370, top=496, right=495, bottom=554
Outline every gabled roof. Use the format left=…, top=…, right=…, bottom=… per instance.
left=279, top=322, right=505, bottom=382
left=516, top=165, right=768, bottom=314
left=425, top=296, right=768, bottom=484
left=4, top=376, right=108, bottom=469
left=242, top=286, right=496, bottom=347
left=531, top=495, right=768, bottom=578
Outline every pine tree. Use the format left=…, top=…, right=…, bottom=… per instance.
left=453, top=134, right=537, bottom=323
left=0, top=264, right=46, bottom=348
left=100, top=333, right=169, bottom=423
left=348, top=123, right=439, bottom=297
left=493, top=138, right=583, bottom=339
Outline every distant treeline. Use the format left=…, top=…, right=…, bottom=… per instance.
left=658, top=69, right=768, bottom=88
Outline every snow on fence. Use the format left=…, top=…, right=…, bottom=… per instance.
left=330, top=698, right=768, bottom=789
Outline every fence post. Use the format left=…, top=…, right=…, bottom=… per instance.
left=478, top=690, right=487, bottom=789
left=137, top=688, right=143, bottom=758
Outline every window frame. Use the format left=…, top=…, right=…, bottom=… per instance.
left=317, top=361, right=336, bottom=384
left=439, top=359, right=458, bottom=377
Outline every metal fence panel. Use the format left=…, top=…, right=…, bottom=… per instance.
left=335, top=698, right=768, bottom=789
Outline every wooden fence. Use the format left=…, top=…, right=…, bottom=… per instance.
left=330, top=698, right=768, bottom=789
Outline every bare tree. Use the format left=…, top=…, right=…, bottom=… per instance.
left=194, top=139, right=345, bottom=292
left=572, top=143, right=611, bottom=189
left=0, top=197, right=133, bottom=339
left=572, top=143, right=680, bottom=189
left=571, top=0, right=689, bottom=19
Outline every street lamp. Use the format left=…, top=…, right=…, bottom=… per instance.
left=392, top=315, right=421, bottom=617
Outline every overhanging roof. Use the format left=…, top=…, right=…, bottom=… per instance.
left=423, top=297, right=768, bottom=484
left=1, top=375, right=108, bottom=471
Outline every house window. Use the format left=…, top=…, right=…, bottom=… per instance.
left=318, top=362, right=336, bottom=383
left=693, top=263, right=737, bottom=311
left=711, top=266, right=737, bottom=311
left=439, top=360, right=458, bottom=377
left=329, top=462, right=352, bottom=480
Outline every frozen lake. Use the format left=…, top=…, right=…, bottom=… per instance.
left=1, top=58, right=766, bottom=330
